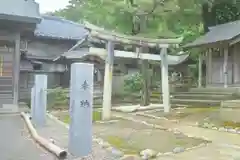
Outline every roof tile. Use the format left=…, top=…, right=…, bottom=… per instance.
left=185, top=20, right=240, bottom=48
left=34, top=15, right=89, bottom=40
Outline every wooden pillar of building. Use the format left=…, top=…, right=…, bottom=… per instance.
left=223, top=47, right=229, bottom=88
left=207, top=49, right=212, bottom=86
left=198, top=53, right=203, bottom=88
left=160, top=47, right=170, bottom=113
left=233, top=46, right=238, bottom=84
left=13, top=33, right=20, bottom=105
left=205, top=52, right=208, bottom=86
left=102, top=41, right=114, bottom=120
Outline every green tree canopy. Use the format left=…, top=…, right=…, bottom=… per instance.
left=53, top=0, right=240, bottom=49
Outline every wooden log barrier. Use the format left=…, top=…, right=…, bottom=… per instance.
left=21, top=112, right=67, bottom=159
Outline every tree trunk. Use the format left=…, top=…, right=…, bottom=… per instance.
left=140, top=59, right=150, bottom=106
left=139, top=15, right=150, bottom=106
left=128, top=1, right=151, bottom=106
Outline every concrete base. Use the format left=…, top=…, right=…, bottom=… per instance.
left=220, top=100, right=240, bottom=122
left=221, top=100, right=240, bottom=108
left=219, top=108, right=240, bottom=122
left=190, top=87, right=240, bottom=93
left=0, top=104, right=19, bottom=114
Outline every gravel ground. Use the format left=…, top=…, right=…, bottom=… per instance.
left=36, top=116, right=119, bottom=160
left=0, top=114, right=56, bottom=160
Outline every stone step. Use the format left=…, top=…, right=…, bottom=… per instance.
left=172, top=94, right=232, bottom=100
left=0, top=98, right=14, bottom=112
left=221, top=100, right=240, bottom=108
left=170, top=98, right=221, bottom=106
left=94, top=97, right=221, bottom=107
left=0, top=76, right=12, bottom=80
left=151, top=93, right=234, bottom=102
left=0, top=98, right=13, bottom=104
left=0, top=90, right=13, bottom=94
left=152, top=91, right=234, bottom=96
left=0, top=85, right=12, bottom=91
left=189, top=87, right=239, bottom=93
left=178, top=92, right=234, bottom=95
left=0, top=77, right=12, bottom=85
left=0, top=103, right=18, bottom=113
left=0, top=94, right=13, bottom=99
left=219, top=102, right=240, bottom=122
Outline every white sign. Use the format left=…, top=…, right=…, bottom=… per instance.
left=68, top=63, right=93, bottom=157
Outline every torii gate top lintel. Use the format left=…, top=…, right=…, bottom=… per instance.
left=83, top=21, right=183, bottom=48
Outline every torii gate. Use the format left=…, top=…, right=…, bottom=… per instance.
left=75, top=22, right=183, bottom=120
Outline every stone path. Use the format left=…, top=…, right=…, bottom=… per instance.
left=158, top=143, right=240, bottom=160
left=36, top=116, right=120, bottom=160
left=0, top=114, right=56, bottom=160
left=111, top=111, right=240, bottom=160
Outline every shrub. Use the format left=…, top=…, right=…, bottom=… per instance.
left=47, top=87, right=69, bottom=110
left=124, top=72, right=143, bottom=93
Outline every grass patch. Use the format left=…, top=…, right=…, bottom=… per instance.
left=150, top=107, right=220, bottom=124
left=106, top=136, right=140, bottom=154
left=200, top=119, right=240, bottom=129
left=180, top=107, right=219, bottom=114
left=198, top=108, right=240, bottom=129
left=62, top=111, right=102, bottom=124
left=63, top=115, right=70, bottom=124
left=93, top=111, right=102, bottom=121
left=173, top=107, right=218, bottom=118
left=94, top=119, right=207, bottom=154
left=222, top=121, right=240, bottom=128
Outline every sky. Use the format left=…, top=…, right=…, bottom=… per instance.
left=35, top=0, right=69, bottom=13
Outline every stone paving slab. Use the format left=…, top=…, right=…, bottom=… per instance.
left=159, top=143, right=240, bottom=160
left=177, top=125, right=240, bottom=145
left=0, top=114, right=56, bottom=160
left=36, top=116, right=119, bottom=160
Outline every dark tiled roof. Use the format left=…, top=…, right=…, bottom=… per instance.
left=0, top=0, right=41, bottom=24
left=184, top=20, right=240, bottom=48
left=34, top=15, right=89, bottom=40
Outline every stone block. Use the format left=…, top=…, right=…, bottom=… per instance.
left=0, top=104, right=18, bottom=113
left=219, top=108, right=240, bottom=122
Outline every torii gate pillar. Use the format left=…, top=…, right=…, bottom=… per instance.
left=102, top=41, right=114, bottom=120
left=160, top=47, right=170, bottom=113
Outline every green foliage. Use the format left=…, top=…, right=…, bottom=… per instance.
left=124, top=73, right=143, bottom=92
left=47, top=87, right=69, bottom=110
left=53, top=0, right=240, bottom=65
left=212, top=2, right=240, bottom=24
left=202, top=0, right=240, bottom=32
left=54, top=0, right=240, bottom=41
left=54, top=0, right=202, bottom=39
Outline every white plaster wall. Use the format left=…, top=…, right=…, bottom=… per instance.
left=127, top=68, right=139, bottom=75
